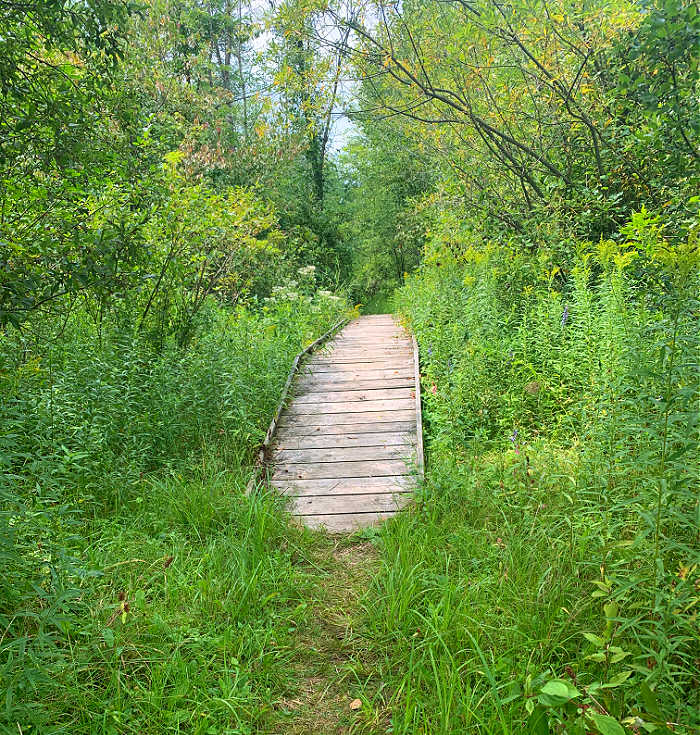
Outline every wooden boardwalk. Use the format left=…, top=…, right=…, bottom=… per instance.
left=270, top=315, right=422, bottom=532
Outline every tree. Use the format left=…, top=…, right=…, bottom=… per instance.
left=334, top=0, right=698, bottom=244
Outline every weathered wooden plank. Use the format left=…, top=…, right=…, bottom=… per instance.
left=274, top=420, right=416, bottom=436
left=316, top=345, right=411, bottom=354
left=310, top=355, right=414, bottom=366
left=331, top=335, right=406, bottom=342
left=320, top=351, right=413, bottom=361
left=292, top=387, right=414, bottom=404
left=285, top=398, right=415, bottom=415
left=295, top=377, right=414, bottom=392
left=308, top=363, right=414, bottom=375
left=274, top=444, right=414, bottom=464
left=327, top=344, right=406, bottom=351
left=299, top=367, right=414, bottom=381
left=277, top=409, right=415, bottom=427
left=337, top=328, right=403, bottom=335
left=315, top=342, right=410, bottom=350
left=291, top=492, right=410, bottom=515
left=298, top=512, right=398, bottom=532
left=272, top=475, right=415, bottom=496
left=327, top=330, right=406, bottom=337
left=333, top=335, right=404, bottom=342
left=273, top=431, right=416, bottom=450
left=321, top=343, right=411, bottom=352
left=320, top=352, right=413, bottom=362
left=272, top=459, right=410, bottom=480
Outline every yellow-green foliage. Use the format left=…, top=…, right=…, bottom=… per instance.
left=385, top=209, right=699, bottom=733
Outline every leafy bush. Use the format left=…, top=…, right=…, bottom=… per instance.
left=368, top=208, right=700, bottom=734
left=0, top=288, right=349, bottom=730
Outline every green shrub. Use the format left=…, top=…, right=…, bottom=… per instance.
left=376, top=209, right=700, bottom=733
left=0, top=288, right=349, bottom=731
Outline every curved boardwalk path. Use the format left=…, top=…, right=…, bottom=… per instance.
left=270, top=315, right=422, bottom=532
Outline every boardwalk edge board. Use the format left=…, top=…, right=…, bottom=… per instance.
left=412, top=333, right=425, bottom=478
left=245, top=316, right=350, bottom=494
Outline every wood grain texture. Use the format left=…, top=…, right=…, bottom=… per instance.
left=276, top=409, right=416, bottom=427
left=274, top=420, right=416, bottom=436
left=290, top=493, right=410, bottom=515
left=272, top=459, right=410, bottom=480
left=299, top=512, right=398, bottom=532
left=273, top=431, right=415, bottom=450
left=267, top=315, right=423, bottom=532
left=298, top=368, right=414, bottom=382
left=295, top=377, right=414, bottom=392
left=274, top=444, right=414, bottom=464
left=320, top=346, right=413, bottom=355
left=285, top=398, right=415, bottom=415
left=292, top=387, right=414, bottom=404
left=310, top=356, right=413, bottom=366
left=331, top=338, right=406, bottom=345
left=271, top=476, right=415, bottom=496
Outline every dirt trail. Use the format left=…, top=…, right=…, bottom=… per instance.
left=269, top=537, right=386, bottom=735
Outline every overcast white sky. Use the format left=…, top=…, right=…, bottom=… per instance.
left=249, top=0, right=360, bottom=153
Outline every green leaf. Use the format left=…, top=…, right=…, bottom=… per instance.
left=583, top=632, right=605, bottom=647
left=602, top=670, right=633, bottom=688
left=102, top=627, right=115, bottom=647
left=586, top=653, right=607, bottom=662
left=538, top=679, right=580, bottom=706
left=527, top=705, right=550, bottom=735
left=610, top=650, right=631, bottom=664
left=588, top=712, right=626, bottom=735
left=640, top=682, right=662, bottom=718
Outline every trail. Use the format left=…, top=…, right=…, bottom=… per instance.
left=270, top=537, right=387, bottom=735
left=264, top=314, right=423, bottom=733
left=270, top=314, right=423, bottom=531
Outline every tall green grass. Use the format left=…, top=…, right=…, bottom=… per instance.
left=354, top=213, right=699, bottom=734
left=0, top=292, right=348, bottom=732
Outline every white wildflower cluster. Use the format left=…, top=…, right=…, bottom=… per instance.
left=298, top=265, right=316, bottom=277
left=264, top=269, right=343, bottom=311
left=264, top=283, right=301, bottom=304
left=317, top=289, right=342, bottom=302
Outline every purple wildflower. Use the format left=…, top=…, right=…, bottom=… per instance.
left=561, top=305, right=569, bottom=328
left=510, top=429, right=520, bottom=455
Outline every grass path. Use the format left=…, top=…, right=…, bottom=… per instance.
left=267, top=534, right=386, bottom=735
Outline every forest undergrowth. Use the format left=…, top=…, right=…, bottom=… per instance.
left=353, top=212, right=699, bottom=734
left=267, top=210, right=699, bottom=735
left=2, top=0, right=699, bottom=732
left=0, top=290, right=352, bottom=733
